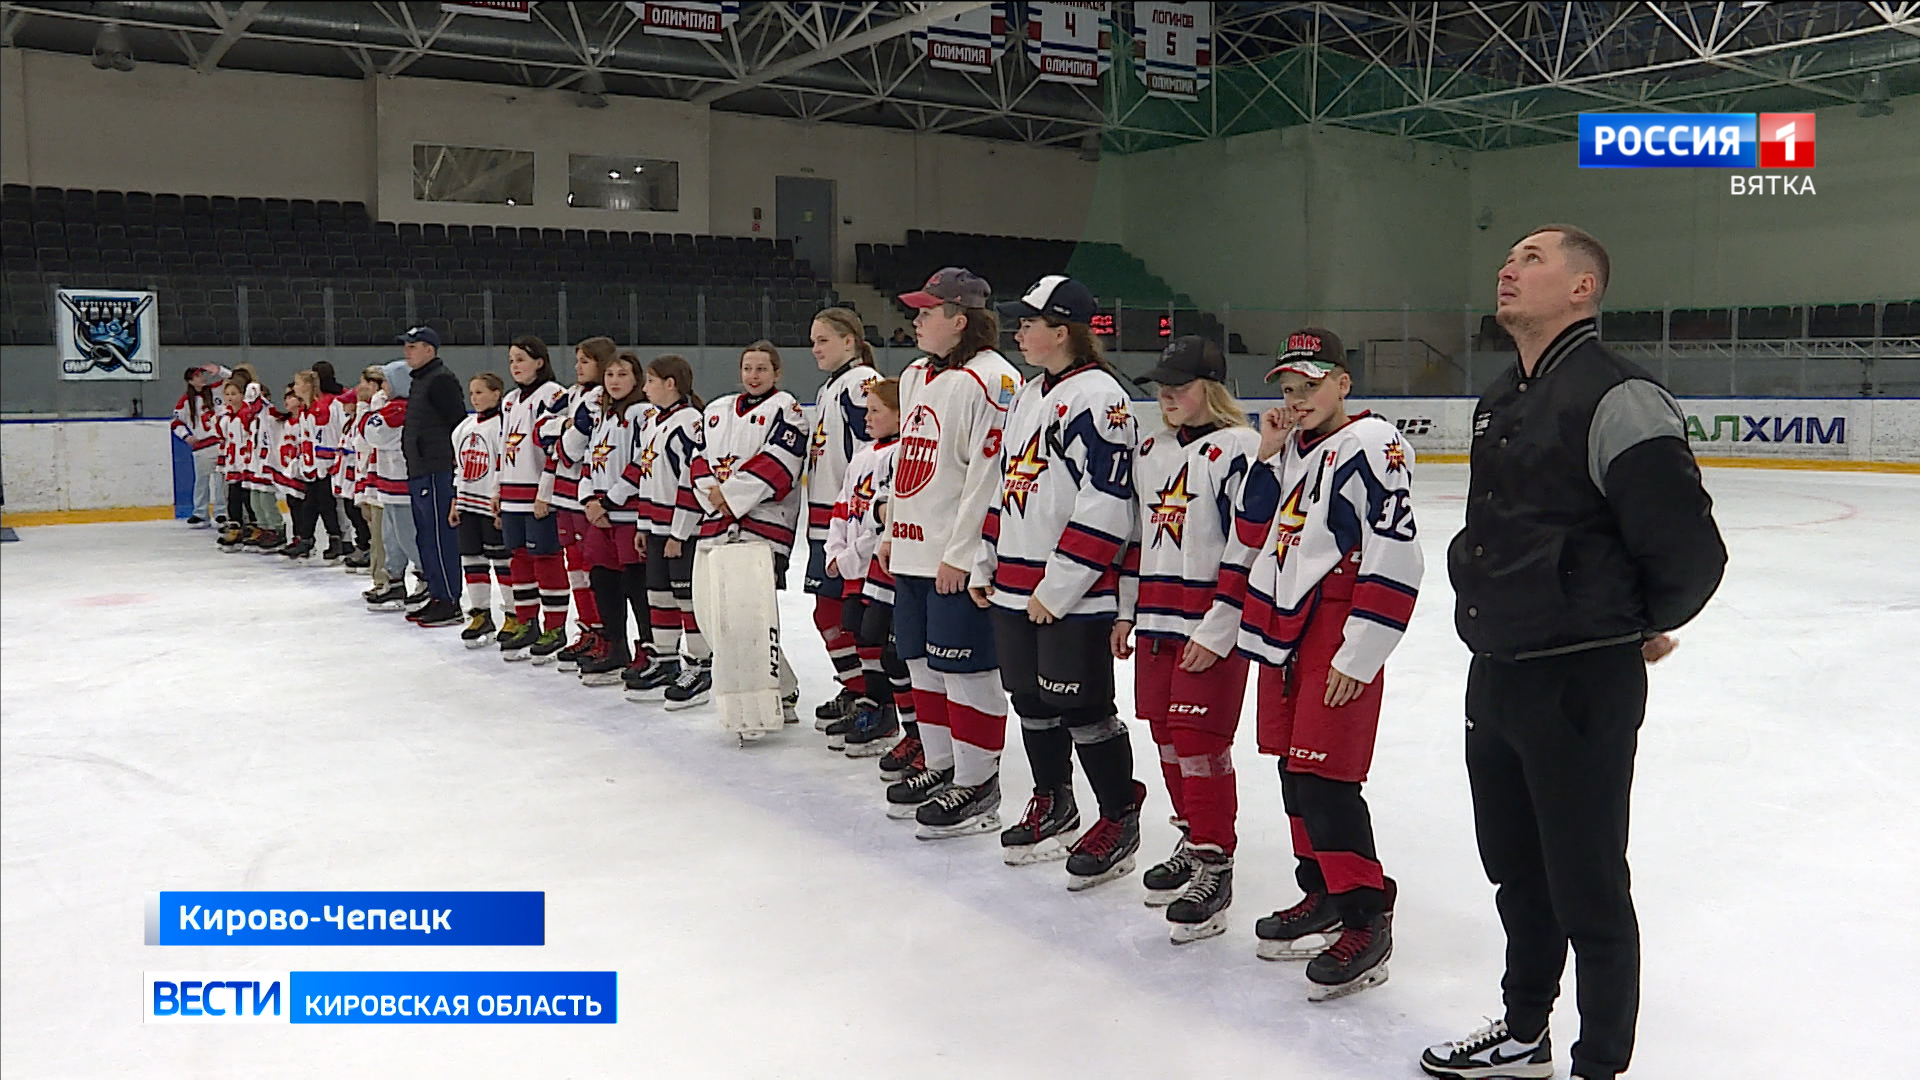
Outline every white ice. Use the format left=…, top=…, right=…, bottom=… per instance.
left=2, top=464, right=1916, bottom=1079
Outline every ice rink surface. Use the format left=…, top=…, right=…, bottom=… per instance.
left=3, top=463, right=1916, bottom=1079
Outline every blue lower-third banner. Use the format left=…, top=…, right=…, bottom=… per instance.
left=146, top=971, right=616, bottom=1023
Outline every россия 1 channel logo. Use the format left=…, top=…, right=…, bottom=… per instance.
left=1579, top=112, right=1816, bottom=194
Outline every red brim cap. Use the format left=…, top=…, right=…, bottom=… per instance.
left=1264, top=358, right=1341, bottom=382
left=897, top=290, right=944, bottom=309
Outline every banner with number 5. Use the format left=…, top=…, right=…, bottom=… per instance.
left=1133, top=1, right=1211, bottom=101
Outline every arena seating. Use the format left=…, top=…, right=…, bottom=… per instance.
left=0, top=184, right=833, bottom=347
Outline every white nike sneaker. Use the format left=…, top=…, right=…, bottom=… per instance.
left=1419, top=1018, right=1552, bottom=1079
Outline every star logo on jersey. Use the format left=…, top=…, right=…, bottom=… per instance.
left=1383, top=437, right=1408, bottom=474
left=1148, top=464, right=1194, bottom=548
left=590, top=431, right=616, bottom=471
left=808, top=417, right=829, bottom=468
left=1274, top=477, right=1311, bottom=570
left=635, top=444, right=658, bottom=480
left=1001, top=431, right=1048, bottom=514
left=713, top=454, right=739, bottom=481
left=848, top=471, right=877, bottom=521
left=503, top=430, right=526, bottom=467
left=1105, top=402, right=1130, bottom=430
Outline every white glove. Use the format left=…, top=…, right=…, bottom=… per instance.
left=244, top=383, right=261, bottom=404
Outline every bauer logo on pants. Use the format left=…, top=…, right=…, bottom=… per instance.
left=895, top=405, right=941, bottom=498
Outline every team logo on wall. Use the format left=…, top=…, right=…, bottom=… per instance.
left=912, top=3, right=1010, bottom=74
left=1026, top=2, right=1111, bottom=86
left=57, top=289, right=157, bottom=380
left=1133, top=1, right=1212, bottom=101
left=626, top=1, right=740, bottom=42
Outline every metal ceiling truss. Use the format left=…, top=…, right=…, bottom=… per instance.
left=1, top=2, right=1915, bottom=153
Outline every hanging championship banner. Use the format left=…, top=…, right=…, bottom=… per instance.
left=440, top=2, right=532, bottom=20
left=1025, top=2, right=1111, bottom=86
left=1133, top=1, right=1211, bottom=101
left=911, top=3, right=1010, bottom=75
left=56, top=288, right=158, bottom=381
left=625, top=1, right=740, bottom=42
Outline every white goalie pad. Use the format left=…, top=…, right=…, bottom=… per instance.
left=693, top=538, right=784, bottom=734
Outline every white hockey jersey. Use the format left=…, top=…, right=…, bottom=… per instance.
left=975, top=363, right=1136, bottom=619
left=889, top=350, right=1023, bottom=578
left=628, top=398, right=706, bottom=541
left=1118, top=422, right=1261, bottom=657
left=582, top=398, right=650, bottom=525
left=1219, top=412, right=1423, bottom=682
left=805, top=360, right=883, bottom=541
left=452, top=407, right=504, bottom=516
left=362, top=394, right=412, bottom=507
left=825, top=435, right=898, bottom=590
left=690, top=389, right=808, bottom=555
left=498, top=379, right=566, bottom=514
left=545, top=383, right=602, bottom=512
left=171, top=391, right=220, bottom=451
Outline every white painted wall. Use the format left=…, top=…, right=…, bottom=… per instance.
left=1, top=419, right=174, bottom=511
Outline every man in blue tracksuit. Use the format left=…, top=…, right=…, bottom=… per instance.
left=397, top=326, right=466, bottom=628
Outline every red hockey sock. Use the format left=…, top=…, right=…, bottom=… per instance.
left=565, top=541, right=600, bottom=627
left=1149, top=720, right=1186, bottom=822
left=943, top=670, right=1006, bottom=753
left=1171, top=727, right=1238, bottom=854
left=533, top=552, right=568, bottom=630
left=509, top=551, right=538, bottom=623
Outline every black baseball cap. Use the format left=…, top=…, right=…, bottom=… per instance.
left=1138, top=335, right=1227, bottom=386
left=396, top=325, right=442, bottom=348
left=899, top=267, right=991, bottom=310
left=1266, top=327, right=1346, bottom=382
left=996, top=275, right=1098, bottom=325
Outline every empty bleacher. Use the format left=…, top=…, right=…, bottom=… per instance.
left=0, top=184, right=833, bottom=347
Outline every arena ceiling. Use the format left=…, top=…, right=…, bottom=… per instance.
left=4, top=2, right=1917, bottom=152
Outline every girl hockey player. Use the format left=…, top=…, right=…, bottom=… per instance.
left=542, top=337, right=615, bottom=666
left=822, top=378, right=913, bottom=758
left=451, top=372, right=511, bottom=645
left=495, top=337, right=569, bottom=659
left=282, top=370, right=346, bottom=562
left=362, top=361, right=422, bottom=612
left=575, top=352, right=654, bottom=686
left=968, top=275, right=1143, bottom=883
left=1222, top=328, right=1424, bottom=1001
left=625, top=354, right=707, bottom=701
left=172, top=365, right=224, bottom=526
left=803, top=308, right=882, bottom=727
left=881, top=268, right=1022, bottom=831
left=215, top=376, right=258, bottom=551
left=679, top=341, right=809, bottom=717
left=1118, top=336, right=1261, bottom=942
left=350, top=366, right=389, bottom=584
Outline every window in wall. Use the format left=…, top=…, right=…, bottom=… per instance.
left=412, top=144, right=536, bottom=205
left=568, top=154, right=679, bottom=212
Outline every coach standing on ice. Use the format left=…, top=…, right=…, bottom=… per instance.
left=1422, top=225, right=1725, bottom=1080
left=397, top=326, right=468, bottom=629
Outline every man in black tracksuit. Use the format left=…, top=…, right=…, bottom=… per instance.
left=398, top=325, right=467, bottom=628
left=1421, top=226, right=1726, bottom=1080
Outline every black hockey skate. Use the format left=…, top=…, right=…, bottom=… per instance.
left=217, top=525, right=244, bottom=551
left=915, top=771, right=1001, bottom=840
left=1165, top=845, right=1233, bottom=945
left=527, top=627, right=567, bottom=665
left=364, top=583, right=407, bottom=612
left=814, top=686, right=860, bottom=730
left=498, top=618, right=539, bottom=660
left=1143, top=821, right=1197, bottom=908
left=878, top=734, right=923, bottom=782
left=461, top=610, right=497, bottom=648
left=885, top=764, right=952, bottom=820
left=343, top=548, right=371, bottom=572
left=1065, top=781, right=1144, bottom=892
left=279, top=536, right=315, bottom=560
left=412, top=599, right=463, bottom=628
left=556, top=628, right=600, bottom=672
left=577, top=637, right=631, bottom=687
left=255, top=529, right=287, bottom=554
left=1255, top=891, right=1342, bottom=961
left=403, top=587, right=432, bottom=615
left=782, top=692, right=801, bottom=726
left=1419, top=1019, right=1553, bottom=1080
left=1000, top=786, right=1080, bottom=865
left=1305, top=910, right=1393, bottom=1002
left=662, top=661, right=712, bottom=710
left=320, top=540, right=347, bottom=564
left=823, top=698, right=876, bottom=751
left=624, top=656, right=679, bottom=702
left=842, top=703, right=900, bottom=758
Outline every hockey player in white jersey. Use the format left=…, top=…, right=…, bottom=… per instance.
left=682, top=341, right=809, bottom=725
left=450, top=372, right=511, bottom=645
left=1117, top=336, right=1261, bottom=942
left=881, top=268, right=1022, bottom=830
left=1218, top=328, right=1424, bottom=1001
left=969, top=276, right=1144, bottom=877
left=803, top=308, right=884, bottom=727
left=625, top=353, right=709, bottom=700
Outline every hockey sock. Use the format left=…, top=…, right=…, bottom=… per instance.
left=487, top=549, right=512, bottom=612
left=533, top=553, right=569, bottom=630
left=1020, top=720, right=1074, bottom=792
left=905, top=658, right=954, bottom=770
left=1279, top=769, right=1331, bottom=896
left=647, top=590, right=681, bottom=658
left=1068, top=716, right=1138, bottom=821
left=944, top=670, right=1008, bottom=785
left=463, top=555, right=490, bottom=610
left=509, top=550, right=539, bottom=623
left=814, top=596, right=864, bottom=692
left=1285, top=770, right=1385, bottom=925
left=590, top=566, right=629, bottom=659
left=681, top=609, right=710, bottom=662
left=1170, top=727, right=1237, bottom=855
left=884, top=647, right=915, bottom=731
left=857, top=645, right=887, bottom=705
left=1149, top=719, right=1186, bottom=821
left=565, top=542, right=601, bottom=627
